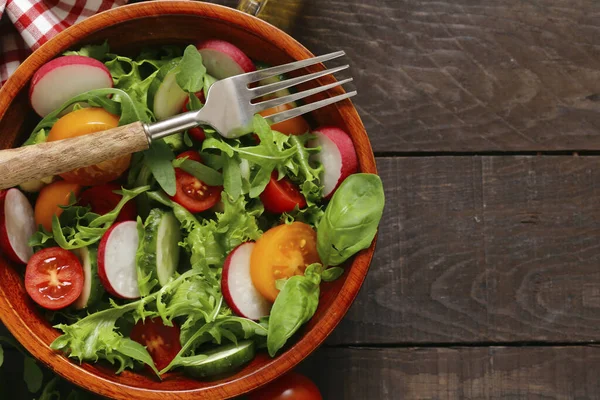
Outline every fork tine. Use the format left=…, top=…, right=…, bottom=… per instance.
left=252, top=78, right=353, bottom=113
left=250, top=65, right=348, bottom=98
left=239, top=51, right=345, bottom=83
left=265, top=91, right=357, bottom=125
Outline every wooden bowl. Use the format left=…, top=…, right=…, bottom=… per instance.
left=0, top=2, right=377, bottom=399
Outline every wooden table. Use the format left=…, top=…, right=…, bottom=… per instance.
left=4, top=0, right=600, bottom=398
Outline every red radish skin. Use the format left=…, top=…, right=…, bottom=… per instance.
left=222, top=242, right=271, bottom=320
left=197, top=40, right=256, bottom=80
left=0, top=189, right=36, bottom=264
left=97, top=221, right=140, bottom=299
left=310, top=126, right=358, bottom=198
left=29, top=55, right=113, bottom=117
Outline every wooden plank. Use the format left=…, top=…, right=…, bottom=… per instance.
left=328, top=155, right=600, bottom=344
left=299, top=345, right=600, bottom=399
left=285, top=0, right=600, bottom=152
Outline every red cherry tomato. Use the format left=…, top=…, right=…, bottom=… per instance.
left=24, top=247, right=84, bottom=310
left=248, top=372, right=322, bottom=400
left=260, top=172, right=306, bottom=213
left=170, top=151, right=222, bottom=213
left=131, top=318, right=182, bottom=371
left=78, top=183, right=137, bottom=222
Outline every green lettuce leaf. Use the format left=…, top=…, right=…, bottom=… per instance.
left=63, top=41, right=110, bottom=61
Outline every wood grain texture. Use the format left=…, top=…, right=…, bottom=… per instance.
left=0, top=122, right=148, bottom=189
left=290, top=0, right=600, bottom=152
left=299, top=346, right=600, bottom=399
left=328, top=155, right=600, bottom=345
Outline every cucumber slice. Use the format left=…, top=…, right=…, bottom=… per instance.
left=184, top=340, right=255, bottom=378
left=74, top=246, right=104, bottom=309
left=137, top=208, right=181, bottom=296
left=147, top=58, right=187, bottom=120
left=255, top=62, right=295, bottom=104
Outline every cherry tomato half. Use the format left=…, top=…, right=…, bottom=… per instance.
left=260, top=172, right=306, bottom=214
left=47, top=108, right=131, bottom=185
left=131, top=318, right=182, bottom=371
left=258, top=103, right=310, bottom=135
left=248, top=371, right=322, bottom=400
left=35, top=180, right=82, bottom=231
left=250, top=222, right=320, bottom=302
left=170, top=151, right=222, bottom=213
left=25, top=247, right=84, bottom=310
left=78, top=183, right=137, bottom=222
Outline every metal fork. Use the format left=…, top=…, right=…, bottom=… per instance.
left=0, top=51, right=355, bottom=189
left=146, top=50, right=355, bottom=139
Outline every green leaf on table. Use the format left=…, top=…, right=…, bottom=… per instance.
left=175, top=45, right=206, bottom=93
left=23, top=356, right=43, bottom=393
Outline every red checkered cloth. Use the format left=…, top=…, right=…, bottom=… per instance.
left=0, top=0, right=127, bottom=86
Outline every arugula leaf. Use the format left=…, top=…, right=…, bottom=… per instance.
left=317, top=173, right=385, bottom=266
left=23, top=357, right=43, bottom=393
left=50, top=270, right=202, bottom=375
left=175, top=45, right=206, bottom=93
left=36, top=186, right=150, bottom=250
left=172, top=158, right=223, bottom=186
left=144, top=140, right=176, bottom=196
left=63, top=41, right=110, bottom=61
left=267, top=263, right=323, bottom=356
left=222, top=155, right=243, bottom=200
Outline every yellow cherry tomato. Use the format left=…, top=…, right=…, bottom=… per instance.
left=35, top=180, right=82, bottom=231
left=258, top=103, right=310, bottom=135
left=47, top=108, right=130, bottom=185
left=250, top=222, right=320, bottom=302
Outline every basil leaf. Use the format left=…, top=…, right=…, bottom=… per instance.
left=267, top=264, right=322, bottom=356
left=23, top=356, right=43, bottom=393
left=321, top=267, right=344, bottom=282
left=177, top=159, right=223, bottom=186
left=176, top=45, right=206, bottom=93
left=144, top=140, right=176, bottom=196
left=317, top=173, right=385, bottom=266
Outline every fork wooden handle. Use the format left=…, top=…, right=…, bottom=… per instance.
left=0, top=122, right=150, bottom=190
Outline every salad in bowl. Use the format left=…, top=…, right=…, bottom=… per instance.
left=0, top=37, right=384, bottom=382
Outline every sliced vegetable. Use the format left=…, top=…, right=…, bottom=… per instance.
left=0, top=188, right=36, bottom=264
left=73, top=246, right=104, bottom=309
left=309, top=126, right=358, bottom=198
left=78, top=183, right=137, bottom=222
left=136, top=208, right=181, bottom=296
left=170, top=151, right=222, bottom=213
left=47, top=108, right=130, bottom=185
left=250, top=222, right=320, bottom=302
left=24, top=247, right=84, bottom=310
left=222, top=242, right=271, bottom=320
left=35, top=181, right=82, bottom=232
left=197, top=40, right=255, bottom=79
left=259, top=103, right=310, bottom=135
left=97, top=221, right=140, bottom=299
left=29, top=55, right=113, bottom=117
left=130, top=318, right=182, bottom=371
left=147, top=58, right=187, bottom=120
left=260, top=172, right=307, bottom=213
left=183, top=340, right=255, bottom=378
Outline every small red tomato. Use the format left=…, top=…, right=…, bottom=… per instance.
left=260, top=172, right=306, bottom=213
left=130, top=318, right=182, bottom=371
left=248, top=371, right=322, bottom=400
left=170, top=151, right=222, bottom=213
left=78, top=183, right=137, bottom=222
left=25, top=247, right=84, bottom=310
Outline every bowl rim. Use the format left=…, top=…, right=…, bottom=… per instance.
left=0, top=2, right=378, bottom=399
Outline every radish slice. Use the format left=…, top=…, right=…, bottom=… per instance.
left=222, top=242, right=271, bottom=320
left=197, top=40, right=256, bottom=79
left=310, top=126, right=358, bottom=198
left=0, top=189, right=36, bottom=264
left=97, top=221, right=140, bottom=299
left=29, top=55, right=113, bottom=117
